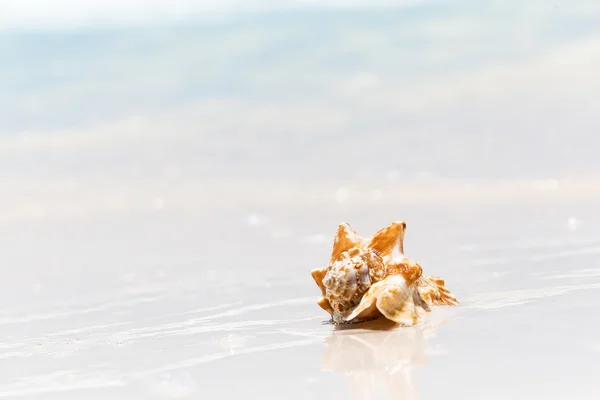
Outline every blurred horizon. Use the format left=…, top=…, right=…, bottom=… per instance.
left=2, top=0, right=600, bottom=223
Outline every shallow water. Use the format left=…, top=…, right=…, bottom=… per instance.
left=1, top=204, right=600, bottom=399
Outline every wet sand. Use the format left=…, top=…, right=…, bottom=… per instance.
left=1, top=202, right=599, bottom=399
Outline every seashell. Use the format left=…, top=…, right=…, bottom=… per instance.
left=311, top=220, right=458, bottom=326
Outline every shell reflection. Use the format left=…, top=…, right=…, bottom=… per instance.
left=322, top=319, right=444, bottom=400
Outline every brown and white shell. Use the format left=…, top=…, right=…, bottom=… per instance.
left=311, top=220, right=458, bottom=326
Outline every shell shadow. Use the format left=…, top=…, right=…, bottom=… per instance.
left=331, top=317, right=398, bottom=331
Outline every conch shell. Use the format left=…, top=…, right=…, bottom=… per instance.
left=311, top=221, right=458, bottom=326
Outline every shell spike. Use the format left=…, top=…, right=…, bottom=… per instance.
left=368, top=221, right=406, bottom=260
left=416, top=275, right=459, bottom=306
left=330, top=222, right=365, bottom=262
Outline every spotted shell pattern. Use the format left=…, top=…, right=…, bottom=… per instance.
left=322, top=247, right=386, bottom=322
